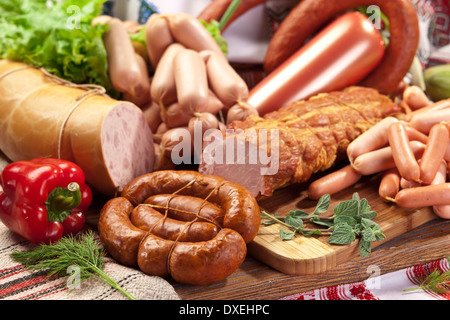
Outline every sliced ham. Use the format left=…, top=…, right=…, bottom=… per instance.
left=199, top=87, right=402, bottom=199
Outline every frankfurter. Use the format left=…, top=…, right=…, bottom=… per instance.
left=103, top=18, right=141, bottom=94
left=388, top=122, right=420, bottom=182
left=378, top=167, right=401, bottom=202
left=206, top=90, right=226, bottom=116
left=402, top=85, right=432, bottom=111
left=142, top=100, right=162, bottom=133
left=405, top=125, right=429, bottom=144
left=145, top=14, right=174, bottom=68
left=264, top=0, right=420, bottom=95
left=151, top=43, right=185, bottom=108
left=307, top=165, right=362, bottom=200
left=122, top=54, right=151, bottom=108
left=432, top=161, right=450, bottom=219
left=137, top=228, right=247, bottom=284
left=346, top=116, right=398, bottom=163
left=202, top=50, right=249, bottom=108
left=168, top=13, right=225, bottom=57
left=189, top=113, right=221, bottom=159
left=130, top=204, right=220, bottom=242
left=406, top=98, right=450, bottom=121
left=173, top=49, right=210, bottom=114
left=121, top=170, right=260, bottom=243
left=351, top=141, right=425, bottom=176
left=161, top=102, right=193, bottom=128
left=419, top=123, right=449, bottom=184
left=395, top=183, right=450, bottom=208
left=409, top=108, right=450, bottom=134
left=159, top=127, right=191, bottom=160
left=226, top=101, right=259, bottom=124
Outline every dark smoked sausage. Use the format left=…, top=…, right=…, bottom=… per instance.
left=98, top=170, right=260, bottom=285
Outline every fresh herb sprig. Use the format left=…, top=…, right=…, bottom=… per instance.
left=10, top=230, right=136, bottom=300
left=261, top=193, right=386, bottom=258
left=404, top=256, right=450, bottom=295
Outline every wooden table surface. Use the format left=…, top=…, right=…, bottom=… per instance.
left=172, top=217, right=450, bottom=300
left=2, top=153, right=449, bottom=300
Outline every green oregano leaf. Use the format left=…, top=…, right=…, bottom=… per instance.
left=280, top=229, right=295, bottom=240
left=329, top=224, right=355, bottom=245
left=259, top=193, right=384, bottom=258
left=359, top=239, right=372, bottom=258
left=313, top=194, right=331, bottom=215
left=333, top=199, right=359, bottom=216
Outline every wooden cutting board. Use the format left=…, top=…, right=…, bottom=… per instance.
left=247, top=173, right=437, bottom=275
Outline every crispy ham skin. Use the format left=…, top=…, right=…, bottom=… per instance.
left=199, top=87, right=402, bottom=198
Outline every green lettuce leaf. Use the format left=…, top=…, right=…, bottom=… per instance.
left=0, top=0, right=118, bottom=97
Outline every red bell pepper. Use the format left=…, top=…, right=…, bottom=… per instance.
left=0, top=158, right=93, bottom=244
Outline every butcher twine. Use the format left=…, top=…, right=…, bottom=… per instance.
left=0, top=65, right=109, bottom=160
left=138, top=177, right=227, bottom=276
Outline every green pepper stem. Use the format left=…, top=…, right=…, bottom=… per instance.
left=219, top=0, right=242, bottom=30
left=51, top=182, right=82, bottom=212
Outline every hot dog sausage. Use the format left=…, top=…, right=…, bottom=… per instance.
left=160, top=102, right=193, bottom=128
left=173, top=49, right=210, bottom=114
left=121, top=170, right=260, bottom=243
left=226, top=101, right=259, bottom=124
left=431, top=161, right=450, bottom=219
left=409, top=108, right=450, bottom=134
left=307, top=164, right=362, bottom=200
left=97, top=197, right=146, bottom=267
left=402, top=85, right=432, bottom=111
left=103, top=18, right=142, bottom=94
left=151, top=43, right=185, bottom=108
left=137, top=228, right=247, bottom=284
left=122, top=54, right=151, bottom=108
left=202, top=50, right=249, bottom=108
left=388, top=122, right=420, bottom=182
left=346, top=116, right=398, bottom=163
left=419, top=123, right=449, bottom=184
left=130, top=204, right=220, bottom=241
left=145, top=14, right=175, bottom=68
left=405, top=98, right=450, bottom=122
left=142, top=100, right=162, bottom=133
left=264, top=0, right=419, bottom=95
left=395, top=183, right=450, bottom=208
left=351, top=141, right=425, bottom=176
left=405, top=125, right=429, bottom=144
left=378, top=167, right=401, bottom=202
left=144, top=194, right=225, bottom=226
left=168, top=13, right=225, bottom=57
left=159, top=127, right=191, bottom=160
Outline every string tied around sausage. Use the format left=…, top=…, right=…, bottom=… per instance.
left=136, top=177, right=228, bottom=276
left=0, top=64, right=109, bottom=160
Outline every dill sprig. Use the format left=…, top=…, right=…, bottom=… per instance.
left=10, top=230, right=136, bottom=300
left=404, top=256, right=450, bottom=295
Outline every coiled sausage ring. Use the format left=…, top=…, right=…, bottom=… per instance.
left=98, top=170, right=260, bottom=285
